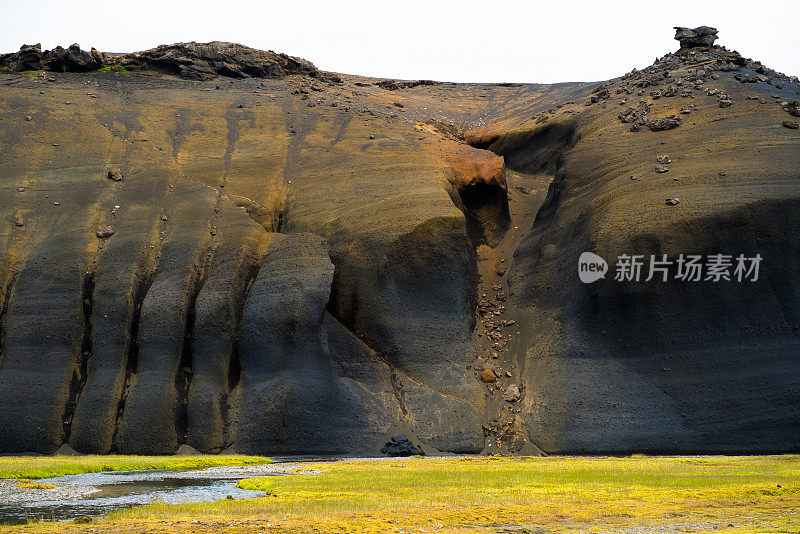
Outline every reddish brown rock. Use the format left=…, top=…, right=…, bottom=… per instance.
left=481, top=369, right=498, bottom=383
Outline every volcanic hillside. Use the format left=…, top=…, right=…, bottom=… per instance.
left=0, top=28, right=798, bottom=455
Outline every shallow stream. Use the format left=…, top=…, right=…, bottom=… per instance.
left=0, top=463, right=291, bottom=525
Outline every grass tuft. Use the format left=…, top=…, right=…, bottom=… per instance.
left=97, top=65, right=130, bottom=74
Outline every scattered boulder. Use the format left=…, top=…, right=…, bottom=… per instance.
left=665, top=197, right=681, bottom=205
left=783, top=120, right=799, bottom=130
left=481, top=369, right=498, bottom=383
left=655, top=166, right=670, bottom=173
left=502, top=384, right=521, bottom=402
left=107, top=168, right=123, bottom=181
left=674, top=26, right=718, bottom=51
left=588, top=88, right=611, bottom=105
left=14, top=215, right=24, bottom=227
left=380, top=434, right=424, bottom=457
left=786, top=101, right=800, bottom=117
left=735, top=73, right=759, bottom=83
left=619, top=102, right=651, bottom=128
left=95, top=226, right=115, bottom=238
left=656, top=155, right=671, bottom=164
left=647, top=116, right=681, bottom=131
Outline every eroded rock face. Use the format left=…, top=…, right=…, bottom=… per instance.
left=0, top=27, right=798, bottom=455
left=674, top=26, right=719, bottom=51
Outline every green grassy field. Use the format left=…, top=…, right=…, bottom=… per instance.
left=2, top=455, right=799, bottom=533
left=0, top=455, right=272, bottom=480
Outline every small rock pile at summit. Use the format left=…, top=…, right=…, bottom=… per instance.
left=583, top=26, right=800, bottom=133
left=674, top=26, right=719, bottom=51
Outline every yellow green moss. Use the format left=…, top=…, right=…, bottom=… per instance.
left=0, top=455, right=272, bottom=480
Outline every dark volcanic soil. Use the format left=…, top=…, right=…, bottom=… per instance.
left=0, top=32, right=798, bottom=455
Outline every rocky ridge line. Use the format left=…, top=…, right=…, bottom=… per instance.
left=0, top=41, right=326, bottom=81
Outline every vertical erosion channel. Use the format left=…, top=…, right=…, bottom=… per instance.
left=62, top=271, right=95, bottom=444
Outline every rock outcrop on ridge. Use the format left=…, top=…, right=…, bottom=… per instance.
left=0, top=43, right=104, bottom=73
left=116, top=42, right=324, bottom=81
left=0, top=27, right=798, bottom=455
left=0, top=41, right=324, bottom=81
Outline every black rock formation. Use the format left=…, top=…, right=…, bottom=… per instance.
left=381, top=435, right=424, bottom=457
left=0, top=43, right=103, bottom=72
left=674, top=26, right=719, bottom=51
left=114, top=41, right=323, bottom=81
left=0, top=41, right=323, bottom=81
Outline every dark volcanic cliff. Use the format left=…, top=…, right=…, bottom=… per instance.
left=0, top=29, right=798, bottom=455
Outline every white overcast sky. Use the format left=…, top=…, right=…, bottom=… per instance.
left=1, top=0, right=798, bottom=83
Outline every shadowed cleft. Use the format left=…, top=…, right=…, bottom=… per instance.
left=0, top=274, right=19, bottom=370
left=176, top=266, right=208, bottom=446
left=218, top=259, right=261, bottom=450
left=111, top=269, right=155, bottom=452
left=466, top=117, right=579, bottom=176
left=62, top=272, right=95, bottom=443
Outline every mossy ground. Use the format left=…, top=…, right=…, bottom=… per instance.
left=0, top=455, right=272, bottom=480
left=97, top=65, right=130, bottom=73
left=2, top=455, right=798, bottom=533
